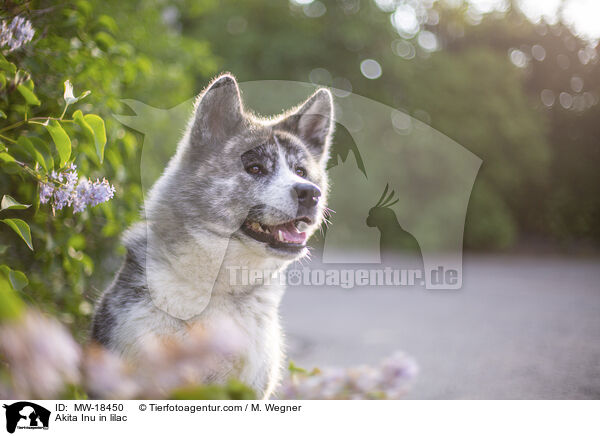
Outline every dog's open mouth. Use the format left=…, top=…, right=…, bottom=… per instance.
left=241, top=217, right=311, bottom=250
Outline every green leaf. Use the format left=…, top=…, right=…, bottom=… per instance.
left=0, top=152, right=14, bottom=163
left=83, top=114, right=107, bottom=162
left=0, top=270, right=24, bottom=321
left=1, top=218, right=33, bottom=250
left=23, top=78, right=35, bottom=91
left=29, top=137, right=54, bottom=173
left=0, top=162, right=21, bottom=174
left=46, top=120, right=71, bottom=167
left=0, top=55, right=16, bottom=74
left=73, top=110, right=94, bottom=142
left=0, top=152, right=20, bottom=174
left=97, top=15, right=118, bottom=34
left=18, top=135, right=47, bottom=173
left=16, top=83, right=41, bottom=106
left=0, top=245, right=7, bottom=254
left=0, top=109, right=6, bottom=119
left=1, top=194, right=30, bottom=211
left=9, top=270, right=28, bottom=291
left=94, top=31, right=116, bottom=51
left=0, top=265, right=28, bottom=291
left=68, top=233, right=86, bottom=250
left=288, top=361, right=308, bottom=374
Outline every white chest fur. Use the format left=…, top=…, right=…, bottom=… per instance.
left=111, top=234, right=287, bottom=399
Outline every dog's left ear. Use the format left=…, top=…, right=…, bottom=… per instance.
left=277, top=89, right=334, bottom=161
left=191, top=74, right=243, bottom=146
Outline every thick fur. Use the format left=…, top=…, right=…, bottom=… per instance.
left=91, top=74, right=334, bottom=398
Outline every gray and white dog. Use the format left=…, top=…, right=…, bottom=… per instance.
left=91, top=74, right=333, bottom=398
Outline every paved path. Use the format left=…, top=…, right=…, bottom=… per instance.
left=280, top=256, right=600, bottom=399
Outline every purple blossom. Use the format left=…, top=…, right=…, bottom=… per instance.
left=64, top=164, right=78, bottom=186
left=39, top=183, right=54, bottom=204
left=0, top=16, right=35, bottom=53
left=39, top=164, right=115, bottom=213
left=72, top=179, right=91, bottom=213
left=83, top=318, right=245, bottom=399
left=50, top=170, right=62, bottom=182
left=89, top=178, right=115, bottom=207
left=0, top=310, right=81, bottom=399
left=53, top=186, right=72, bottom=210
left=279, top=351, right=418, bottom=400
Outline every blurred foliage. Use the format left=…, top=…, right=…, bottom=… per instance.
left=178, top=0, right=599, bottom=251
left=0, top=0, right=220, bottom=339
left=1, top=0, right=599, bottom=343
left=170, top=380, right=256, bottom=400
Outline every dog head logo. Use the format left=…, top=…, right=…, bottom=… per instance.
left=2, top=402, right=50, bottom=433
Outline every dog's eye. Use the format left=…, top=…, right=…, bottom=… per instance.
left=246, top=164, right=265, bottom=175
left=295, top=167, right=306, bottom=178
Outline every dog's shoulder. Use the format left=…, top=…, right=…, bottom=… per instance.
left=91, top=222, right=151, bottom=347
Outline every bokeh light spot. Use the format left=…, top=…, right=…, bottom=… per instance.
left=360, top=59, right=382, bottom=80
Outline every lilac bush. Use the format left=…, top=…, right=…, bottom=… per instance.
left=0, top=307, right=417, bottom=400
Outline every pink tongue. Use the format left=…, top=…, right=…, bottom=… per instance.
left=275, top=222, right=306, bottom=244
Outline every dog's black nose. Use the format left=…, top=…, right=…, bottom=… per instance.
left=294, top=183, right=321, bottom=208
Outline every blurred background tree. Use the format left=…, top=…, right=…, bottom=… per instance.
left=1, top=0, right=599, bottom=340
left=179, top=0, right=598, bottom=251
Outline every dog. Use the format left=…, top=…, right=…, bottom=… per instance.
left=91, top=74, right=334, bottom=398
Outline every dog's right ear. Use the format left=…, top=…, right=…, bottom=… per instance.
left=191, top=74, right=243, bottom=145
left=275, top=88, right=333, bottom=162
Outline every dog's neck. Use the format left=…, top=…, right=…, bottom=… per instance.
left=141, top=221, right=290, bottom=321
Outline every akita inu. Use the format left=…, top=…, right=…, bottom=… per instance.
left=92, top=74, right=334, bottom=398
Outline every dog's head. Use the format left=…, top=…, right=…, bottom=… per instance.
left=167, top=74, right=333, bottom=260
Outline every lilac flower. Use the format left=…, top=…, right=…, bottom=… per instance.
left=0, top=16, right=35, bottom=53
left=0, top=311, right=81, bottom=399
left=83, top=317, right=244, bottom=399
left=89, top=178, right=115, bottom=206
left=53, top=187, right=71, bottom=210
left=50, top=170, right=62, bottom=183
left=279, top=351, right=418, bottom=400
left=64, top=164, right=78, bottom=186
left=72, top=178, right=91, bottom=213
left=38, top=183, right=54, bottom=204
left=379, top=351, right=419, bottom=397
left=38, top=164, right=115, bottom=213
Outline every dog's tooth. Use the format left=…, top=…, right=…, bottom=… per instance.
left=278, top=230, right=283, bottom=241
left=296, top=220, right=308, bottom=232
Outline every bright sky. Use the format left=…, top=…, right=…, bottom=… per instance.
left=470, top=0, right=600, bottom=40
left=302, top=0, right=600, bottom=41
